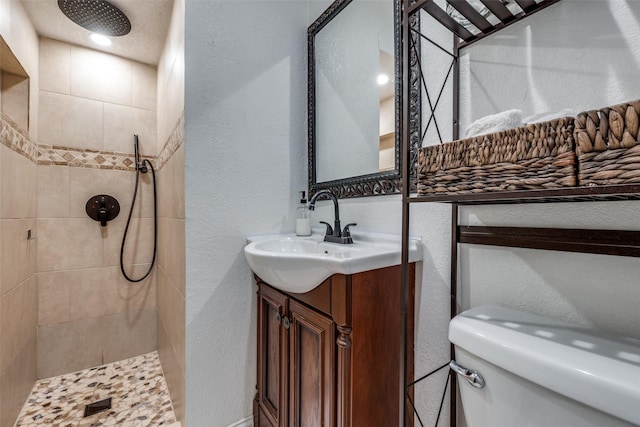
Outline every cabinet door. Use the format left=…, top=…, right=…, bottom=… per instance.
left=257, top=285, right=288, bottom=427
left=288, top=300, right=335, bottom=427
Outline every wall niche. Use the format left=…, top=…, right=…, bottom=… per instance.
left=0, top=36, right=30, bottom=131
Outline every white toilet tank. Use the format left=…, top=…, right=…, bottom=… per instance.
left=449, top=305, right=640, bottom=427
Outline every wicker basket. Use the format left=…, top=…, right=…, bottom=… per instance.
left=574, top=100, right=640, bottom=186
left=417, top=117, right=576, bottom=196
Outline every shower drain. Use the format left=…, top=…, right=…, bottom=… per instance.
left=83, top=397, right=112, bottom=417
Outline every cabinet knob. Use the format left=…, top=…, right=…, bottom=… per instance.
left=275, top=313, right=282, bottom=324
left=283, top=317, right=291, bottom=329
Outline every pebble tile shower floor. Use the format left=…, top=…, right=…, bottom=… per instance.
left=15, top=351, right=176, bottom=427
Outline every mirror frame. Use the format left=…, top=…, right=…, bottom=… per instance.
left=307, top=0, right=403, bottom=198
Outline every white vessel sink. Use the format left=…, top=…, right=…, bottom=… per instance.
left=244, top=232, right=422, bottom=293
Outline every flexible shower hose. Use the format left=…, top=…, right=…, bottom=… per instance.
left=120, top=158, right=157, bottom=282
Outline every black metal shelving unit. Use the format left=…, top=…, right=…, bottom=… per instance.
left=408, top=184, right=640, bottom=205
left=399, top=2, right=640, bottom=426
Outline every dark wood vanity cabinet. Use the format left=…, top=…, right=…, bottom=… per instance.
left=254, top=264, right=415, bottom=427
left=256, top=284, right=335, bottom=427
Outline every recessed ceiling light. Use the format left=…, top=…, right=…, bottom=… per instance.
left=377, top=74, right=390, bottom=85
left=90, top=33, right=112, bottom=46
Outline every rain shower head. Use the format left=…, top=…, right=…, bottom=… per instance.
left=58, top=0, right=131, bottom=36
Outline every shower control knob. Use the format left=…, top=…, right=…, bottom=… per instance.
left=86, top=195, right=120, bottom=227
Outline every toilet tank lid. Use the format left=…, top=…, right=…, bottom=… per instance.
left=449, top=305, right=640, bottom=426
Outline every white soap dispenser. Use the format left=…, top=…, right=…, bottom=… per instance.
left=296, top=191, right=311, bottom=236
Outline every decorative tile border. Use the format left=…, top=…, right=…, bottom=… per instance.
left=0, top=112, right=38, bottom=162
left=156, top=112, right=185, bottom=170
left=37, top=144, right=153, bottom=171
left=2, top=110, right=184, bottom=171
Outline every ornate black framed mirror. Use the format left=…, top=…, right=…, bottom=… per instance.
left=308, top=0, right=404, bottom=198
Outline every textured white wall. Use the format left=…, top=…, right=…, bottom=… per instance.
left=184, top=0, right=320, bottom=424
left=459, top=199, right=640, bottom=334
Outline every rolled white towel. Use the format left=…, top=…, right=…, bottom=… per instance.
left=465, top=109, right=523, bottom=138
left=523, top=109, right=575, bottom=124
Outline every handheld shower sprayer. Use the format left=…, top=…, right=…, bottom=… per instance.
left=133, top=134, right=148, bottom=173
left=121, top=135, right=157, bottom=283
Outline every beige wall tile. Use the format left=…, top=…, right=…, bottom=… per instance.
left=157, top=261, right=185, bottom=416
left=103, top=103, right=157, bottom=155
left=101, top=308, right=156, bottom=364
left=0, top=220, right=2, bottom=294
left=68, top=167, right=132, bottom=219
left=37, top=263, right=156, bottom=375
left=67, top=268, right=117, bottom=321
left=1, top=276, right=37, bottom=373
left=131, top=170, right=156, bottom=219
left=1, top=0, right=39, bottom=137
left=95, top=169, right=154, bottom=220
left=70, top=45, right=132, bottom=106
left=65, top=167, right=156, bottom=267
left=157, top=163, right=167, bottom=215
left=157, top=100, right=183, bottom=154
left=1, top=71, right=30, bottom=131
left=37, top=270, right=71, bottom=326
left=157, top=219, right=168, bottom=278
left=98, top=215, right=126, bottom=266
left=38, top=308, right=157, bottom=378
left=37, top=165, right=70, bottom=218
left=38, top=90, right=103, bottom=150
left=0, top=328, right=36, bottom=427
left=0, top=276, right=1, bottom=370
left=0, top=144, right=36, bottom=219
left=38, top=266, right=154, bottom=326
left=37, top=218, right=103, bottom=272
left=0, top=218, right=36, bottom=294
left=132, top=62, right=157, bottom=111
left=67, top=266, right=155, bottom=321
left=156, top=175, right=166, bottom=220
left=103, top=217, right=156, bottom=267
left=0, top=142, right=3, bottom=216
left=157, top=265, right=184, bottom=370
left=1, top=0, right=40, bottom=78
left=29, top=70, right=39, bottom=140
left=158, top=144, right=184, bottom=220
left=158, top=219, right=185, bottom=297
left=39, top=37, right=70, bottom=94
left=37, top=316, right=104, bottom=378
left=173, top=144, right=185, bottom=220
left=157, top=37, right=184, bottom=150
left=157, top=319, right=185, bottom=424
left=114, top=264, right=156, bottom=311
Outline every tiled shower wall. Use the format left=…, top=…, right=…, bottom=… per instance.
left=156, top=121, right=185, bottom=424
left=0, top=118, right=37, bottom=427
left=0, top=1, right=39, bottom=424
left=36, top=38, right=159, bottom=379
left=2, top=3, right=185, bottom=423
left=155, top=0, right=186, bottom=422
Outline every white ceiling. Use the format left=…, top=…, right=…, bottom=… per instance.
left=20, top=0, right=174, bottom=65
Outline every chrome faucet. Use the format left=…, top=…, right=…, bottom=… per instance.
left=308, top=190, right=356, bottom=244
